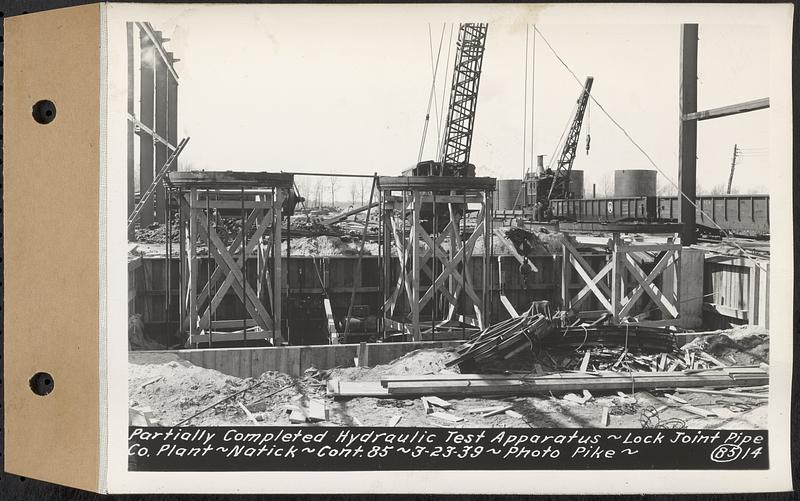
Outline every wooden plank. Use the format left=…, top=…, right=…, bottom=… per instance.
left=579, top=351, right=591, bottom=373
left=421, top=397, right=432, bottom=414
left=466, top=406, right=507, bottom=414
left=679, top=404, right=718, bottom=418
left=674, top=387, right=769, bottom=399
left=429, top=411, right=464, bottom=423
left=334, top=369, right=768, bottom=397
left=425, top=396, right=452, bottom=409
left=482, top=405, right=513, bottom=417
left=600, top=406, right=610, bottom=427
left=238, top=402, right=258, bottom=424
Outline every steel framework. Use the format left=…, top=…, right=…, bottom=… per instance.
left=438, top=23, right=489, bottom=175
left=379, top=176, right=495, bottom=341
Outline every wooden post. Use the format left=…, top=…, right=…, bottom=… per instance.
left=273, top=188, right=284, bottom=345
left=483, top=190, right=493, bottom=327
left=561, top=238, right=570, bottom=309
left=188, top=189, right=198, bottom=345
left=748, top=260, right=760, bottom=327
left=611, top=233, right=622, bottom=320
left=411, top=192, right=421, bottom=341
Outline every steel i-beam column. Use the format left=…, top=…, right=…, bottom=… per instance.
left=678, top=24, right=698, bottom=245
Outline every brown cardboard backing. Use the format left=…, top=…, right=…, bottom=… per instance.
left=4, top=4, right=102, bottom=492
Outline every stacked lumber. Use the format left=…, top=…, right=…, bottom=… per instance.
left=446, top=310, right=553, bottom=368
left=327, top=366, right=768, bottom=398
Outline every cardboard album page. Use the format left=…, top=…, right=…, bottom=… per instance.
left=6, top=2, right=795, bottom=494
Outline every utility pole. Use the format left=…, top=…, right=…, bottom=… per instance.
left=726, top=144, right=739, bottom=194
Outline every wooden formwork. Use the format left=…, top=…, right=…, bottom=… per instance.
left=561, top=231, right=683, bottom=327
left=167, top=171, right=293, bottom=347
left=379, top=176, right=495, bottom=341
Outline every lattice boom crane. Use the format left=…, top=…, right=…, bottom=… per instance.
left=411, top=23, right=488, bottom=177
left=547, top=76, right=594, bottom=201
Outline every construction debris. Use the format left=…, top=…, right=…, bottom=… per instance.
left=446, top=306, right=554, bottom=369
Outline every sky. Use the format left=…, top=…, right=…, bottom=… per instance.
left=117, top=4, right=773, bottom=202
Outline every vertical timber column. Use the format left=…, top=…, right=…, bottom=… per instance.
left=483, top=190, right=493, bottom=327
left=126, top=22, right=136, bottom=240
left=154, top=39, right=169, bottom=221
left=188, top=190, right=198, bottom=345
left=139, top=31, right=155, bottom=226
left=382, top=193, right=391, bottom=334
left=411, top=191, right=421, bottom=341
left=273, top=188, right=284, bottom=345
left=611, top=233, right=622, bottom=320
left=679, top=24, right=698, bottom=245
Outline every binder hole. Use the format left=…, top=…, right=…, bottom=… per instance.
left=32, top=100, right=56, bottom=124
left=29, top=372, right=54, bottom=396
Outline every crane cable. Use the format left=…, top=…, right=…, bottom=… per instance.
left=436, top=24, right=455, bottom=161
left=533, top=25, right=767, bottom=271
left=417, top=23, right=447, bottom=164
left=515, top=23, right=538, bottom=209
left=522, top=23, right=529, bottom=181
left=428, top=24, right=443, bottom=147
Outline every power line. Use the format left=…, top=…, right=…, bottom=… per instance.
left=417, top=23, right=447, bottom=163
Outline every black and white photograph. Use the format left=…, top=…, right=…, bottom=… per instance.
left=100, top=2, right=793, bottom=493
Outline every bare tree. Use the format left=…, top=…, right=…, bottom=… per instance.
left=601, top=173, right=613, bottom=197
left=359, top=179, right=368, bottom=205
left=657, top=179, right=678, bottom=196
left=313, top=178, right=325, bottom=207
left=349, top=180, right=359, bottom=206
left=329, top=176, right=338, bottom=207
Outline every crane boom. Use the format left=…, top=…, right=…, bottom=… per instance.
left=410, top=23, right=488, bottom=177
left=439, top=23, right=488, bottom=175
left=547, top=76, right=594, bottom=201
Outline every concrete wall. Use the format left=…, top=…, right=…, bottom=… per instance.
left=131, top=340, right=461, bottom=378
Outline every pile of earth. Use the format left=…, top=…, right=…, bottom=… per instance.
left=129, top=353, right=322, bottom=426
left=681, top=325, right=769, bottom=366
left=134, top=221, right=179, bottom=244
left=284, top=236, right=379, bottom=256
left=325, top=347, right=459, bottom=382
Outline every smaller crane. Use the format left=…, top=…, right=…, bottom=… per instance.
left=546, top=76, right=594, bottom=201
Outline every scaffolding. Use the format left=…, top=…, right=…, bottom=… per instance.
left=167, top=171, right=294, bottom=347
left=379, top=176, right=495, bottom=341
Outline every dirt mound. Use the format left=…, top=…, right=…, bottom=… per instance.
left=284, top=236, right=379, bottom=256
left=134, top=221, right=179, bottom=244
left=326, top=348, right=459, bottom=382
left=681, top=325, right=769, bottom=366
left=129, top=354, right=321, bottom=426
